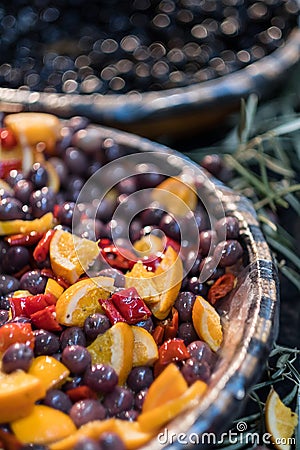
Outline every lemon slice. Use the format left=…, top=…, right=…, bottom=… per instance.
left=265, top=388, right=298, bottom=450
left=192, top=295, right=223, bottom=352
left=49, top=229, right=100, bottom=284
left=87, top=322, right=134, bottom=385
left=56, top=276, right=114, bottom=326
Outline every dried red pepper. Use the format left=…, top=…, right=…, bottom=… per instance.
left=100, top=245, right=137, bottom=271
left=111, top=287, right=151, bottom=325
left=30, top=305, right=62, bottom=332
left=9, top=297, right=28, bottom=318
left=152, top=308, right=179, bottom=345
left=158, top=338, right=190, bottom=365
left=5, top=231, right=44, bottom=247
left=33, top=229, right=56, bottom=263
left=99, top=298, right=126, bottom=325
left=208, top=272, right=236, bottom=305
left=10, top=293, right=57, bottom=319
left=0, top=323, right=35, bottom=352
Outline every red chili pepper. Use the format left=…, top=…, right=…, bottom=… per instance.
left=151, top=308, right=179, bottom=344
left=0, top=128, right=18, bottom=148
left=10, top=297, right=28, bottom=318
left=5, top=231, right=44, bottom=247
left=100, top=246, right=137, bottom=271
left=67, top=385, right=98, bottom=402
left=152, top=325, right=165, bottom=346
left=0, top=323, right=35, bottom=352
left=33, top=229, right=56, bottom=263
left=111, top=287, right=151, bottom=325
left=208, top=272, right=236, bottom=305
left=0, top=159, right=22, bottom=179
left=25, top=293, right=57, bottom=316
left=164, top=308, right=179, bottom=340
left=30, top=305, right=62, bottom=332
left=55, top=276, right=71, bottom=290
left=158, top=338, right=190, bottom=365
left=99, top=298, right=126, bottom=325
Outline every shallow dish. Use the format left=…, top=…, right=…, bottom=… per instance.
left=0, top=115, right=279, bottom=448
left=80, top=124, right=280, bottom=449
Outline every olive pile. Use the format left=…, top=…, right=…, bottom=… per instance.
left=0, top=0, right=298, bottom=94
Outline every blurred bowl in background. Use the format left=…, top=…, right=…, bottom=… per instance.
left=0, top=27, right=299, bottom=141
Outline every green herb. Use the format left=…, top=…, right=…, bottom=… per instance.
left=186, top=91, right=300, bottom=291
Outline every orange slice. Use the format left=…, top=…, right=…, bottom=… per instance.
left=151, top=245, right=183, bottom=319
left=192, top=295, right=223, bottom=352
left=142, top=363, right=188, bottom=412
left=0, top=370, right=46, bottom=423
left=49, top=418, right=155, bottom=450
left=132, top=326, right=158, bottom=367
left=138, top=380, right=207, bottom=432
left=265, top=388, right=298, bottom=450
left=55, top=276, right=114, bottom=326
left=87, top=322, right=134, bottom=385
left=49, top=229, right=100, bottom=284
left=44, top=278, right=64, bottom=300
left=28, top=356, right=70, bottom=391
left=5, top=112, right=62, bottom=154
left=126, top=246, right=183, bottom=320
left=151, top=176, right=197, bottom=216
left=125, top=261, right=160, bottom=304
left=0, top=212, right=54, bottom=236
left=11, top=405, right=76, bottom=445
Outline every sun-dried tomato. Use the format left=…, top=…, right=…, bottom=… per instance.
left=207, top=272, right=236, bottom=305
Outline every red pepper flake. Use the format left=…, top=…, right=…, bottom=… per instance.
left=152, top=308, right=179, bottom=344
left=33, top=229, right=56, bottom=263
left=208, top=272, right=236, bottom=305
left=158, top=338, right=190, bottom=366
left=99, top=298, right=126, bottom=325
left=5, top=231, right=44, bottom=247
left=30, top=305, right=62, bottom=332
left=110, top=287, right=151, bottom=325
left=67, top=385, right=98, bottom=402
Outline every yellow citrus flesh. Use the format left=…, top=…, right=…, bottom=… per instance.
left=87, top=322, right=134, bottom=385
left=56, top=276, right=114, bottom=326
left=265, top=388, right=298, bottom=450
left=28, top=356, right=70, bottom=392
left=44, top=160, right=60, bottom=193
left=11, top=405, right=76, bottom=445
left=192, top=295, right=223, bottom=352
left=0, top=212, right=54, bottom=236
left=49, top=229, right=100, bottom=284
left=133, top=234, right=164, bottom=257
left=142, top=363, right=188, bottom=412
left=151, top=246, right=183, bottom=319
left=151, top=176, right=197, bottom=216
left=0, top=370, right=46, bottom=423
left=132, top=325, right=159, bottom=367
left=138, top=380, right=207, bottom=432
left=125, top=261, right=161, bottom=305
left=44, top=278, right=64, bottom=300
left=125, top=246, right=183, bottom=320
left=49, top=418, right=155, bottom=450
left=5, top=112, right=62, bottom=154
